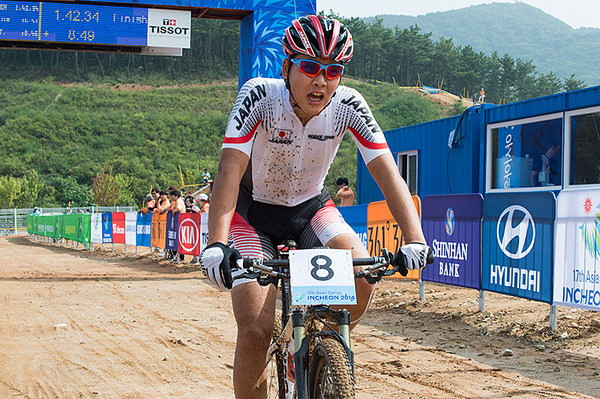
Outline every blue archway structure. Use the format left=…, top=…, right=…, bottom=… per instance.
left=1, top=0, right=316, bottom=86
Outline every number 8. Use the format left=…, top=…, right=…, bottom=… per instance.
left=310, top=255, right=334, bottom=281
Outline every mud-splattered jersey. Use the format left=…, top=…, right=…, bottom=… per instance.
left=222, top=77, right=390, bottom=207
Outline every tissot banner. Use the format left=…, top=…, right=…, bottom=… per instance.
left=481, top=192, right=555, bottom=303
left=554, top=188, right=600, bottom=311
left=422, top=194, right=483, bottom=289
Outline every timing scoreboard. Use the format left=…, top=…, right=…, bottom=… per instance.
left=0, top=0, right=190, bottom=54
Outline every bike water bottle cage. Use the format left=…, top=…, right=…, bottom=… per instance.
left=290, top=59, right=344, bottom=80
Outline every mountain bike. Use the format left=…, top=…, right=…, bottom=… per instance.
left=235, top=242, right=424, bottom=399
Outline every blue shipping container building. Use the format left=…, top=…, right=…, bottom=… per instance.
left=357, top=85, right=600, bottom=202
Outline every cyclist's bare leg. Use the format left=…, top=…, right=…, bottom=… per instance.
left=324, top=233, right=375, bottom=329
left=231, top=281, right=277, bottom=399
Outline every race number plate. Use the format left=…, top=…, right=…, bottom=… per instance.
left=290, top=249, right=356, bottom=305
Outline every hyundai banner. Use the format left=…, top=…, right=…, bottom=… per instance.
left=136, top=212, right=152, bottom=247
left=102, top=213, right=113, bottom=243
left=482, top=192, right=555, bottom=303
left=422, top=194, right=483, bottom=289
left=165, top=212, right=178, bottom=251
left=554, top=188, right=600, bottom=311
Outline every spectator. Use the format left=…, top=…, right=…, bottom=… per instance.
left=150, top=188, right=160, bottom=206
left=156, top=191, right=171, bottom=214
left=335, top=177, right=355, bottom=207
left=201, top=169, right=211, bottom=184
left=143, top=194, right=156, bottom=213
left=530, top=144, right=561, bottom=187
left=478, top=88, right=485, bottom=103
left=32, top=207, right=41, bottom=215
left=185, top=195, right=201, bottom=213
left=197, top=193, right=210, bottom=213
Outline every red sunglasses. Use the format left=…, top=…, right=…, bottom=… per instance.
left=290, top=59, right=344, bottom=80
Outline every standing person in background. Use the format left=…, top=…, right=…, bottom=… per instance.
left=197, top=193, right=210, bottom=213
left=201, top=169, right=211, bottom=184
left=478, top=88, right=485, bottom=103
left=530, top=144, right=561, bottom=187
left=335, top=177, right=355, bottom=207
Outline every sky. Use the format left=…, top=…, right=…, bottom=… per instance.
left=316, top=0, right=600, bottom=29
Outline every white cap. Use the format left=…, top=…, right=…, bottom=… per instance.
left=198, top=194, right=208, bottom=201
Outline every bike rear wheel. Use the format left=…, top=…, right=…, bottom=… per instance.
left=308, top=338, right=355, bottom=399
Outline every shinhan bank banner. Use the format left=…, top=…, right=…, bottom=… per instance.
left=554, top=188, right=600, bottom=311
left=481, top=192, right=556, bottom=303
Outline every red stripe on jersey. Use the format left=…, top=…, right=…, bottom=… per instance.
left=223, top=120, right=262, bottom=144
left=348, top=126, right=389, bottom=150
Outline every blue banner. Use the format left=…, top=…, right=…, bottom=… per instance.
left=165, top=212, right=178, bottom=251
left=422, top=194, right=483, bottom=289
left=338, top=204, right=369, bottom=250
left=481, top=192, right=556, bottom=303
left=102, top=212, right=113, bottom=244
left=136, top=212, right=152, bottom=247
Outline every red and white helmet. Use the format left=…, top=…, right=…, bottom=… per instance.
left=282, top=15, right=354, bottom=63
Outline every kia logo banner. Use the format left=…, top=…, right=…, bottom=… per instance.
left=422, top=194, right=483, bottom=290
left=177, top=213, right=201, bottom=256
left=482, top=192, right=556, bottom=303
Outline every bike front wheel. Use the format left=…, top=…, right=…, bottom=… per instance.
left=308, top=338, right=355, bottom=399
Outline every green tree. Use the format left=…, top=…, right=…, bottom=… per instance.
left=563, top=74, right=586, bottom=92
left=0, top=176, right=22, bottom=208
left=14, top=170, right=42, bottom=208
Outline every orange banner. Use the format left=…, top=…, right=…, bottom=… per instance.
left=151, top=212, right=167, bottom=249
left=366, top=195, right=422, bottom=280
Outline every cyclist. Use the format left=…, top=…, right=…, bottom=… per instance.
left=200, top=15, right=432, bottom=399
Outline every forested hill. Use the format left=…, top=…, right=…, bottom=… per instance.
left=0, top=79, right=451, bottom=208
left=363, top=2, right=600, bottom=85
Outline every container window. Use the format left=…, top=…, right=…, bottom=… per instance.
left=490, top=118, right=562, bottom=190
left=569, top=111, right=600, bottom=185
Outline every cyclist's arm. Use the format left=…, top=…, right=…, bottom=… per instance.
left=206, top=148, right=249, bottom=246
left=366, top=153, right=425, bottom=244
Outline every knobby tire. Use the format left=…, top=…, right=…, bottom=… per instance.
left=308, top=338, right=355, bottom=399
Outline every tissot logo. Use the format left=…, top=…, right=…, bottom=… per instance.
left=496, top=205, right=536, bottom=259
left=163, top=19, right=176, bottom=26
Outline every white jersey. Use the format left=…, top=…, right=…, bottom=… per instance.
left=223, top=77, right=391, bottom=207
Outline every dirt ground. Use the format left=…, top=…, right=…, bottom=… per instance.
left=1, top=235, right=599, bottom=399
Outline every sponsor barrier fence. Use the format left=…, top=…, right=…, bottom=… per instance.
left=27, top=190, right=600, bottom=329
left=28, top=211, right=208, bottom=256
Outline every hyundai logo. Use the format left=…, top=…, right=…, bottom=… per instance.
left=496, top=205, right=536, bottom=259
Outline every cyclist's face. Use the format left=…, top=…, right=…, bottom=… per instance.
left=283, top=55, right=341, bottom=124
